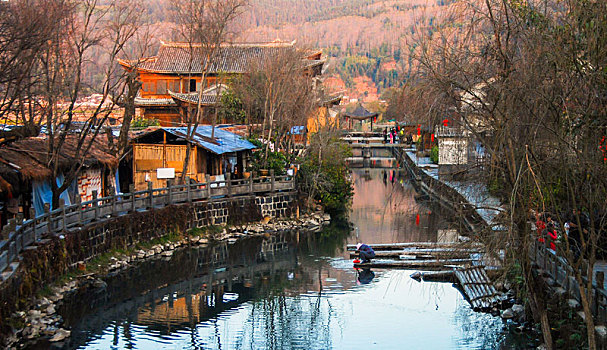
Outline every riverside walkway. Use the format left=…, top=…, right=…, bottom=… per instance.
left=0, top=173, right=294, bottom=282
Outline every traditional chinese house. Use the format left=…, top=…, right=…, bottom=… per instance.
left=129, top=126, right=256, bottom=191
left=119, top=40, right=325, bottom=127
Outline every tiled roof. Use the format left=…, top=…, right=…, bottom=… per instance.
left=134, top=97, right=177, bottom=107
left=344, top=104, right=378, bottom=120
left=168, top=84, right=227, bottom=106
left=132, top=126, right=256, bottom=155
left=125, top=40, right=306, bottom=74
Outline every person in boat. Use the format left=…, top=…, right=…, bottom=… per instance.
left=356, top=243, right=376, bottom=263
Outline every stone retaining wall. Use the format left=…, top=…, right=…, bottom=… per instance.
left=395, top=148, right=488, bottom=234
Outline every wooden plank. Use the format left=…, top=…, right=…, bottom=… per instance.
left=354, top=259, right=472, bottom=269
left=347, top=242, right=483, bottom=251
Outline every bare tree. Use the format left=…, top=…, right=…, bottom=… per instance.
left=407, top=0, right=607, bottom=348
left=171, top=0, right=247, bottom=183
left=232, top=46, right=318, bottom=164
left=27, top=0, right=142, bottom=207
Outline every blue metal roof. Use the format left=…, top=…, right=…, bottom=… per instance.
left=163, top=126, right=256, bottom=155
left=289, top=126, right=306, bottom=135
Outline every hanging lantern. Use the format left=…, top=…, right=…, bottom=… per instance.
left=431, top=133, right=435, bottom=142
left=417, top=124, right=421, bottom=136
left=443, top=118, right=449, bottom=127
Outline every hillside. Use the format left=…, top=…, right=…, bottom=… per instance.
left=237, top=0, right=451, bottom=101
left=109, top=0, right=452, bottom=102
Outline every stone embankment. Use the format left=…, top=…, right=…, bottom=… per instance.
left=4, top=211, right=331, bottom=348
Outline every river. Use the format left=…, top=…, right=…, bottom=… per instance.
left=42, top=168, right=527, bottom=349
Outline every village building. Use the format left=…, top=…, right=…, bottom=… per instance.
left=0, top=134, right=118, bottom=225
left=119, top=40, right=326, bottom=127
left=128, top=126, right=256, bottom=191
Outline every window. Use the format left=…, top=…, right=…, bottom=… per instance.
left=156, top=80, right=167, bottom=94
left=168, top=80, right=180, bottom=93
left=190, top=79, right=197, bottom=92
left=142, top=82, right=151, bottom=93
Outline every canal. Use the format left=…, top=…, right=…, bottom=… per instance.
left=45, top=168, right=524, bottom=349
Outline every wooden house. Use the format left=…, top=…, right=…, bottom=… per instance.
left=0, top=134, right=118, bottom=224
left=119, top=40, right=325, bottom=127
left=129, top=126, right=256, bottom=191
left=307, top=94, right=342, bottom=135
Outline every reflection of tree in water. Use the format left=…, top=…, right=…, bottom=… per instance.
left=451, top=297, right=509, bottom=349
left=351, top=168, right=458, bottom=244
left=241, top=273, right=335, bottom=349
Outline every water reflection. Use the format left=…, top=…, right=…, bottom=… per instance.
left=348, top=168, right=464, bottom=246
left=42, top=168, right=522, bottom=350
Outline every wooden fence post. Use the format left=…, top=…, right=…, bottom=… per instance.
left=129, top=185, right=136, bottom=213
left=249, top=172, right=255, bottom=194
left=28, top=208, right=37, bottom=241
left=186, top=176, right=192, bottom=203
left=147, top=181, right=153, bottom=209
left=270, top=169, right=275, bottom=193
left=111, top=192, right=117, bottom=217
left=44, top=203, right=51, bottom=235
left=75, top=196, right=83, bottom=224
left=226, top=173, right=231, bottom=197
left=167, top=179, right=173, bottom=205
left=92, top=190, right=99, bottom=221
left=59, top=198, right=66, bottom=232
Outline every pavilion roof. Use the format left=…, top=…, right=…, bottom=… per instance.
left=344, top=104, right=378, bottom=120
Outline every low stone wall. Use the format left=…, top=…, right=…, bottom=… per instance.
left=0, top=191, right=297, bottom=335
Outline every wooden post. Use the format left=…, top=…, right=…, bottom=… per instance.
left=75, top=196, right=83, bottom=225
left=598, top=271, right=604, bottom=290
left=147, top=181, right=153, bottom=209
left=186, top=176, right=192, bottom=203
left=249, top=172, right=254, bottom=194
left=226, top=173, right=231, bottom=197
left=44, top=203, right=51, bottom=235
left=59, top=198, right=66, bottom=232
left=92, top=190, right=99, bottom=221
left=205, top=174, right=211, bottom=199
left=129, top=185, right=135, bottom=213
left=167, top=179, right=173, bottom=205
left=270, top=169, right=275, bottom=193
left=111, top=193, right=117, bottom=217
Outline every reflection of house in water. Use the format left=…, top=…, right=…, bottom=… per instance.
left=258, top=234, right=290, bottom=261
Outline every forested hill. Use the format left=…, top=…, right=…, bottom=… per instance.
left=136, top=0, right=450, bottom=101
left=238, top=0, right=449, bottom=101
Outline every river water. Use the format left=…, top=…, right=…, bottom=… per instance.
left=48, top=168, right=525, bottom=349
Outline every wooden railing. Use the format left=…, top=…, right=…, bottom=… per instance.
left=0, top=172, right=295, bottom=277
